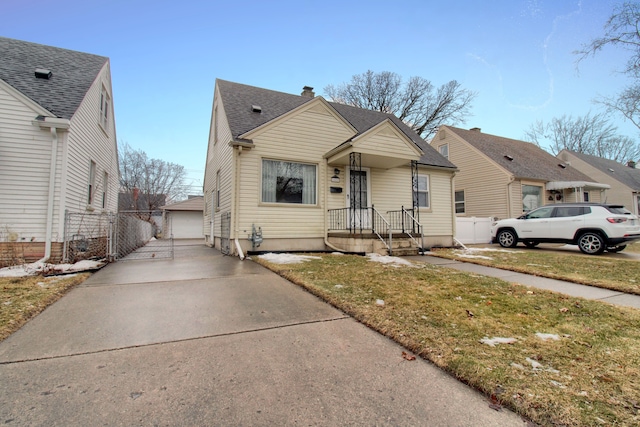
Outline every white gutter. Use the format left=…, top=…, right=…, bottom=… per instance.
left=546, top=181, right=610, bottom=191
left=233, top=145, right=245, bottom=260
left=33, top=117, right=70, bottom=262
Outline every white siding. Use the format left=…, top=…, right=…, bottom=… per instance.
left=0, top=84, right=55, bottom=241
left=63, top=61, right=119, bottom=239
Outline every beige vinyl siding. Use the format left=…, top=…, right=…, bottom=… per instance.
left=62, top=62, right=119, bottom=240
left=353, top=125, right=419, bottom=160
left=562, top=152, right=633, bottom=210
left=369, top=167, right=412, bottom=213
left=422, top=169, right=454, bottom=236
left=436, top=132, right=512, bottom=219
left=236, top=107, right=354, bottom=239
left=203, top=91, right=233, bottom=242
left=0, top=83, right=60, bottom=242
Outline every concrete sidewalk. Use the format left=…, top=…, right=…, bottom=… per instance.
left=407, top=254, right=640, bottom=309
left=0, top=241, right=523, bottom=426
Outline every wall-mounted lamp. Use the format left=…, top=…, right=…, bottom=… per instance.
left=331, top=168, right=340, bottom=182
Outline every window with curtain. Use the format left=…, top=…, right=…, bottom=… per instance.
left=262, top=159, right=316, bottom=204
left=522, top=184, right=542, bottom=211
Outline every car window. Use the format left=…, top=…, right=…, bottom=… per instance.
left=605, top=206, right=631, bottom=215
left=526, top=207, right=554, bottom=219
left=554, top=207, right=587, bottom=217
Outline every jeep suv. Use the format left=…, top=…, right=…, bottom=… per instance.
left=491, top=203, right=640, bottom=255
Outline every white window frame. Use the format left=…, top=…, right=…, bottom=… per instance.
left=415, top=174, right=430, bottom=209
left=99, top=85, right=110, bottom=131
left=88, top=160, right=97, bottom=205
left=438, top=144, right=449, bottom=159
left=261, top=159, right=317, bottom=205
left=455, top=190, right=465, bottom=214
left=522, top=184, right=543, bottom=212
left=215, top=170, right=221, bottom=211
left=102, top=171, right=109, bottom=209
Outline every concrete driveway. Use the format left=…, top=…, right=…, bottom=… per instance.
left=0, top=241, right=523, bottom=426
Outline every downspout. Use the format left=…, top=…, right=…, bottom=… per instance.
left=42, top=127, right=59, bottom=262
left=323, top=159, right=345, bottom=252
left=234, top=145, right=245, bottom=260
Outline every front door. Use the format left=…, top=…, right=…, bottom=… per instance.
left=346, top=168, right=371, bottom=229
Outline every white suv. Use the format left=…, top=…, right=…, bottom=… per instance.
left=491, top=203, right=640, bottom=255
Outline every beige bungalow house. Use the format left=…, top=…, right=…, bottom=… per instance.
left=558, top=150, right=640, bottom=215
left=203, top=80, right=458, bottom=256
left=430, top=126, right=609, bottom=220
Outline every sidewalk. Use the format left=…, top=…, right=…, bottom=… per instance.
left=0, top=241, right=523, bottom=426
left=406, top=254, right=640, bottom=309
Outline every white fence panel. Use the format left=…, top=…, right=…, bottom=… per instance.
left=455, top=217, right=493, bottom=244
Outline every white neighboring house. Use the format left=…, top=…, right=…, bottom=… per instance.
left=0, top=37, right=119, bottom=263
left=161, top=196, right=205, bottom=239
left=203, top=80, right=458, bottom=256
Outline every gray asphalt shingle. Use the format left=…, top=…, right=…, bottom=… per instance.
left=564, top=150, right=640, bottom=190
left=216, top=79, right=456, bottom=169
left=0, top=37, right=108, bottom=119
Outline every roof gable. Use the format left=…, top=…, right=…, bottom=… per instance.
left=215, top=79, right=456, bottom=169
left=562, top=150, right=640, bottom=190
left=445, top=126, right=594, bottom=182
left=0, top=37, right=108, bottom=119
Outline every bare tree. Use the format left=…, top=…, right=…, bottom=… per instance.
left=524, top=112, right=640, bottom=162
left=118, top=142, right=188, bottom=211
left=575, top=2, right=640, bottom=131
left=324, top=70, right=476, bottom=139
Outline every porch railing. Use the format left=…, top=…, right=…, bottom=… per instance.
left=327, top=206, right=393, bottom=254
left=387, top=206, right=424, bottom=252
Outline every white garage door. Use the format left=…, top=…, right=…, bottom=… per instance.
left=170, top=211, right=204, bottom=239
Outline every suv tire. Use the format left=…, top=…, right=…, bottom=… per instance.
left=497, top=229, right=518, bottom=248
left=577, top=232, right=605, bottom=255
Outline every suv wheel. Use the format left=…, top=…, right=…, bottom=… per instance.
left=606, top=245, right=627, bottom=253
left=577, top=232, right=605, bottom=255
left=497, top=229, right=518, bottom=248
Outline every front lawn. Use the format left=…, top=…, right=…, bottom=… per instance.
left=0, top=273, right=89, bottom=341
left=256, top=253, right=640, bottom=427
left=431, top=245, right=640, bottom=295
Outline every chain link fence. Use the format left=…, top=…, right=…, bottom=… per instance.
left=64, top=210, right=174, bottom=263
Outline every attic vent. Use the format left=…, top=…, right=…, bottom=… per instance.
left=558, top=163, right=566, bottom=169
left=608, top=168, right=615, bottom=172
left=470, top=127, right=481, bottom=132
left=504, top=155, right=514, bottom=161
left=251, top=105, right=262, bottom=113
left=35, top=68, right=52, bottom=79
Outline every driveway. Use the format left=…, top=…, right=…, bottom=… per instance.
left=0, top=240, right=523, bottom=426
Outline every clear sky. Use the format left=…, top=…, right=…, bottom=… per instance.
left=3, top=0, right=636, bottom=195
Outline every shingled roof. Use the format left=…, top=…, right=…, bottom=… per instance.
left=445, top=126, right=595, bottom=182
left=0, top=37, right=108, bottom=119
left=216, top=79, right=456, bottom=169
left=564, top=150, right=640, bottom=190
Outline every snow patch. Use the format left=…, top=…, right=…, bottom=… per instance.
left=366, top=253, right=414, bottom=267
left=480, top=337, right=517, bottom=347
left=258, top=253, right=322, bottom=264
left=536, top=332, right=560, bottom=341
left=0, top=260, right=104, bottom=278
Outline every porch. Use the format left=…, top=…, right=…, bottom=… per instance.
left=327, top=206, right=425, bottom=256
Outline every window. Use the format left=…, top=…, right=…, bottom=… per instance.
left=262, top=159, right=316, bottom=204
left=102, top=171, right=108, bottom=209
left=99, top=86, right=110, bottom=130
left=414, top=175, right=430, bottom=208
left=526, top=206, right=554, bottom=219
left=522, top=184, right=542, bottom=211
left=455, top=190, right=465, bottom=214
left=215, top=170, right=221, bottom=209
left=438, top=144, right=449, bottom=159
left=88, top=161, right=96, bottom=205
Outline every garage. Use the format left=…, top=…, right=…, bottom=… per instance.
left=161, top=196, right=204, bottom=239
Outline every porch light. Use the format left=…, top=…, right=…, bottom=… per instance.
left=331, top=168, right=340, bottom=182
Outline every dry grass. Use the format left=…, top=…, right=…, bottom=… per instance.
left=255, top=254, right=640, bottom=427
left=431, top=246, right=640, bottom=296
left=0, top=273, right=89, bottom=341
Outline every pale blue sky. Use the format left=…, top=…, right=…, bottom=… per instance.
left=3, top=0, right=635, bottom=194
